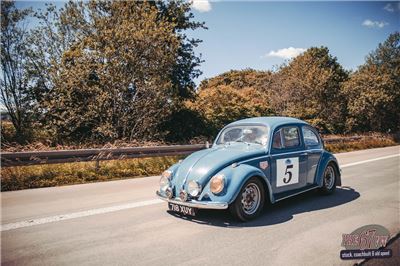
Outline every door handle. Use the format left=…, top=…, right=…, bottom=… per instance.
left=300, top=152, right=308, bottom=156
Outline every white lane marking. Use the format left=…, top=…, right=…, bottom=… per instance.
left=2, top=152, right=399, bottom=232
left=341, top=154, right=399, bottom=168
left=1, top=199, right=163, bottom=232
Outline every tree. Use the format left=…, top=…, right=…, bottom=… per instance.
left=270, top=47, right=349, bottom=133
left=0, top=1, right=32, bottom=142
left=29, top=0, right=205, bottom=143
left=343, top=32, right=400, bottom=132
left=190, top=69, right=274, bottom=135
left=199, top=69, right=275, bottom=90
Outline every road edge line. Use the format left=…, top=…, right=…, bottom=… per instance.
left=341, top=154, right=399, bottom=168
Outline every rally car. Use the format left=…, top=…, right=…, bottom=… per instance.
left=156, top=117, right=341, bottom=221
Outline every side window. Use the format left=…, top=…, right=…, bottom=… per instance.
left=272, top=127, right=300, bottom=150
left=302, top=126, right=320, bottom=146
left=282, top=127, right=300, bottom=148
left=272, top=129, right=282, bottom=149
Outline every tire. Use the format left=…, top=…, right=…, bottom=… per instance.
left=319, top=163, right=337, bottom=195
left=229, top=177, right=265, bottom=222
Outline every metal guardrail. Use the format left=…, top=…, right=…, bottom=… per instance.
left=0, top=136, right=376, bottom=167
left=1, top=144, right=208, bottom=167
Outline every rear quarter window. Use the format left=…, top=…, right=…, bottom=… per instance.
left=302, top=126, right=320, bottom=146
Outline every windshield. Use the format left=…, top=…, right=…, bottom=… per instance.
left=216, top=125, right=269, bottom=145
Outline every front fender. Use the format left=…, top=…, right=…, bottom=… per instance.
left=316, top=151, right=342, bottom=187
left=198, top=164, right=274, bottom=205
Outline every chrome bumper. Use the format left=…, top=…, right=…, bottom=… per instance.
left=156, top=191, right=228, bottom=210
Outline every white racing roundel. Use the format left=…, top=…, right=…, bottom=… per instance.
left=276, top=157, right=299, bottom=187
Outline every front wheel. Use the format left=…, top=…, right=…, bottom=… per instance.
left=319, top=164, right=337, bottom=195
left=229, top=177, right=265, bottom=222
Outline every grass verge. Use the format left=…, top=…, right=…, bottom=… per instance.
left=324, top=136, right=398, bottom=153
left=1, top=156, right=182, bottom=191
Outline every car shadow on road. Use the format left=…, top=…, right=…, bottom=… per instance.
left=166, top=186, right=360, bottom=228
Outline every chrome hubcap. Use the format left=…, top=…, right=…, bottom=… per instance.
left=241, top=183, right=261, bottom=215
left=324, top=166, right=335, bottom=190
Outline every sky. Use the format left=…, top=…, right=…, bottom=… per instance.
left=188, top=0, right=400, bottom=81
left=15, top=1, right=400, bottom=83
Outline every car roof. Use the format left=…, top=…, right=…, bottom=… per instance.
left=226, top=116, right=308, bottom=129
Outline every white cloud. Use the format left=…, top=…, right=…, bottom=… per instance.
left=191, top=0, right=212, bottom=13
left=362, top=19, right=389, bottom=28
left=384, top=3, right=400, bottom=12
left=383, top=3, right=394, bottom=12
left=263, top=47, right=306, bottom=59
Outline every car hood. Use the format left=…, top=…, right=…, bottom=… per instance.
left=172, top=143, right=266, bottom=189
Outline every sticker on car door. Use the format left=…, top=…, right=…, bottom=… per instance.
left=276, top=157, right=299, bottom=187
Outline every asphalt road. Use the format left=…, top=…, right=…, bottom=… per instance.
left=1, top=146, right=399, bottom=266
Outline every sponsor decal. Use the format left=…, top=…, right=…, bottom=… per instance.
left=259, top=161, right=269, bottom=170
left=340, top=224, right=392, bottom=260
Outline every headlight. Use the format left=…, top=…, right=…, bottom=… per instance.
left=161, top=170, right=172, bottom=179
left=188, top=180, right=201, bottom=197
left=160, top=170, right=172, bottom=191
left=210, top=174, right=225, bottom=194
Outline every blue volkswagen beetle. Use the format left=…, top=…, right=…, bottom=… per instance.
left=156, top=117, right=341, bottom=221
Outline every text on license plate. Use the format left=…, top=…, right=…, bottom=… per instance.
left=168, top=203, right=196, bottom=216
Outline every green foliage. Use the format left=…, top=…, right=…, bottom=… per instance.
left=159, top=107, right=210, bottom=142
left=191, top=69, right=275, bottom=135
left=343, top=32, right=400, bottom=133
left=0, top=1, right=34, bottom=142
left=191, top=47, right=351, bottom=135
left=1, top=122, right=16, bottom=143
left=1, top=0, right=399, bottom=147
left=271, top=47, right=349, bottom=133
left=199, top=69, right=275, bottom=90
left=27, top=0, right=204, bottom=143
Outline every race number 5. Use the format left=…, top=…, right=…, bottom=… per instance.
left=284, top=164, right=293, bottom=183
left=276, top=157, right=299, bottom=187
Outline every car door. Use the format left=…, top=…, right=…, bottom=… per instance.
left=270, top=125, right=308, bottom=195
left=301, top=126, right=323, bottom=185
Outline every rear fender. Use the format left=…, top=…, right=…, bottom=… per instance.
left=316, top=151, right=342, bottom=187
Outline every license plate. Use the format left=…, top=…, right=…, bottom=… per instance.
left=168, top=203, right=196, bottom=216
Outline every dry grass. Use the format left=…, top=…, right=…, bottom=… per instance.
left=324, top=135, right=397, bottom=153
left=1, top=156, right=181, bottom=191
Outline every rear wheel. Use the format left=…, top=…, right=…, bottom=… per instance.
left=319, top=163, right=337, bottom=195
left=229, top=177, right=265, bottom=222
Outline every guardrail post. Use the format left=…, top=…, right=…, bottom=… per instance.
left=95, top=160, right=100, bottom=172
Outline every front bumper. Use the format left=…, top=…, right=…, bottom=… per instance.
left=156, top=191, right=228, bottom=210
